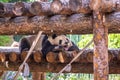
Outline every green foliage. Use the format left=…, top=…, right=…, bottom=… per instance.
left=77, top=34, right=120, bottom=48
left=0, top=36, right=11, bottom=46
left=0, top=0, right=9, bottom=2
left=77, top=35, right=93, bottom=48
left=108, top=34, right=120, bottom=48
left=67, top=35, right=81, bottom=45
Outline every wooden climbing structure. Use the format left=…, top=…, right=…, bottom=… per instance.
left=0, top=0, right=120, bottom=80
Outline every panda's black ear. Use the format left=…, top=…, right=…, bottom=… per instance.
left=52, top=34, right=57, bottom=39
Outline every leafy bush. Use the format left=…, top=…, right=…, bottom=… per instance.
left=77, top=34, right=120, bottom=48
left=0, top=36, right=11, bottom=46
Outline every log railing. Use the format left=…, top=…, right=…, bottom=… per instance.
left=0, top=47, right=120, bottom=73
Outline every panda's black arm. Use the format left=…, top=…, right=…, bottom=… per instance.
left=41, top=42, right=56, bottom=58
left=19, top=38, right=30, bottom=53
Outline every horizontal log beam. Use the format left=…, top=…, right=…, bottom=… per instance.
left=0, top=2, right=52, bottom=17
left=0, top=12, right=120, bottom=35
left=0, top=47, right=120, bottom=63
left=0, top=47, right=120, bottom=73
left=0, top=0, right=120, bottom=17
left=0, top=61, right=120, bottom=74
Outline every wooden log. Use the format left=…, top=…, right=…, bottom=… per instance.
left=51, top=0, right=120, bottom=15
left=46, top=50, right=117, bottom=63
left=0, top=47, right=119, bottom=73
left=90, top=0, right=119, bottom=12
left=117, top=50, right=120, bottom=60
left=32, top=72, right=46, bottom=80
left=33, top=51, right=42, bottom=63
left=92, top=0, right=109, bottom=78
left=0, top=62, right=119, bottom=73
left=86, top=50, right=115, bottom=63
left=0, top=12, right=120, bottom=35
left=0, top=47, right=120, bottom=63
left=46, top=52, right=59, bottom=63
left=0, top=3, right=15, bottom=17
left=9, top=52, right=18, bottom=62
left=29, top=1, right=52, bottom=16
left=20, top=51, right=31, bottom=62
left=0, top=2, right=52, bottom=17
left=51, top=0, right=91, bottom=14
left=0, top=0, right=120, bottom=17
left=58, top=52, right=65, bottom=63
left=12, top=2, right=32, bottom=16
left=0, top=47, right=119, bottom=63
left=0, top=53, right=6, bottom=62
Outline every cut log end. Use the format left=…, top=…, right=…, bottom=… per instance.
left=12, top=2, right=25, bottom=16
left=117, top=50, right=120, bottom=60
left=86, top=52, right=93, bottom=63
left=21, top=51, right=30, bottom=62
left=69, top=0, right=91, bottom=14
left=58, top=52, right=65, bottom=63
left=69, top=0, right=80, bottom=12
left=46, top=52, right=57, bottom=63
left=50, top=0, right=62, bottom=13
left=0, top=2, right=5, bottom=16
left=30, top=1, right=42, bottom=15
left=108, top=52, right=115, bottom=61
left=0, top=53, right=6, bottom=62
left=33, top=51, right=42, bottom=63
left=9, top=52, right=18, bottom=62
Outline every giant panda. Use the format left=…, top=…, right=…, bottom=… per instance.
left=19, top=34, right=48, bottom=53
left=19, top=34, right=79, bottom=58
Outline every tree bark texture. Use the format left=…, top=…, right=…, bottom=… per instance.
left=0, top=12, right=120, bottom=35
left=0, top=0, right=120, bottom=17
left=0, top=62, right=119, bottom=73
left=0, top=47, right=119, bottom=73
left=0, top=47, right=119, bottom=63
left=92, top=0, right=109, bottom=78
left=32, top=72, right=46, bottom=80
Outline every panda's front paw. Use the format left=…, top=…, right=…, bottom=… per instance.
left=54, top=46, right=59, bottom=50
left=21, top=48, right=29, bottom=52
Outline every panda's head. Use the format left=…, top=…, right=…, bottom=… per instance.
left=48, top=34, right=73, bottom=51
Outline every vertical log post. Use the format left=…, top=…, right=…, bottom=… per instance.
left=90, top=0, right=109, bottom=80
left=93, top=12, right=109, bottom=80
left=32, top=72, right=46, bottom=80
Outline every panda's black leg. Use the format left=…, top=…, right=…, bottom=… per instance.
left=68, top=42, right=80, bottom=52
left=19, top=38, right=30, bottom=53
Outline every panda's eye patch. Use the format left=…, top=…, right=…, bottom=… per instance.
left=66, top=38, right=69, bottom=42
left=59, top=40, right=62, bottom=44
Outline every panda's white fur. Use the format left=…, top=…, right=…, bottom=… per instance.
left=48, top=35, right=73, bottom=51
